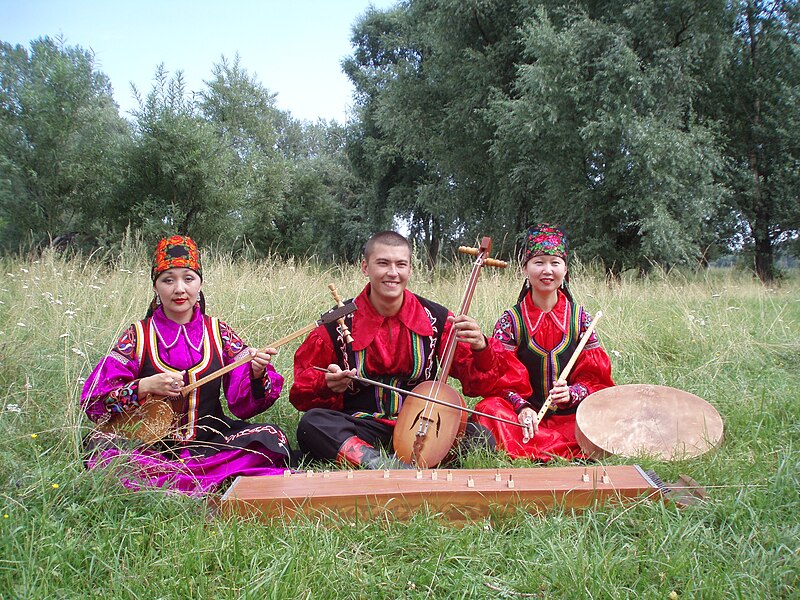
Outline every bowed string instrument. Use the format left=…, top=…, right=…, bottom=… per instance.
left=318, top=239, right=517, bottom=468
left=393, top=237, right=510, bottom=467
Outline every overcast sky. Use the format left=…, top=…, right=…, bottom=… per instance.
left=0, top=0, right=398, bottom=122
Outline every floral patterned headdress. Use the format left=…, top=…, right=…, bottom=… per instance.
left=521, top=223, right=568, bottom=266
left=517, top=223, right=573, bottom=304
left=151, top=235, right=202, bottom=282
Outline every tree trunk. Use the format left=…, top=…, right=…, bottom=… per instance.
left=752, top=203, right=775, bottom=284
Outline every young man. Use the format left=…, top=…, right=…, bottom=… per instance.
left=289, top=231, right=531, bottom=469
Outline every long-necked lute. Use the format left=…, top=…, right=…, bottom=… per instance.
left=393, top=237, right=506, bottom=468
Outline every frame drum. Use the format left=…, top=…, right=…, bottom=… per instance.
left=575, top=384, right=724, bottom=461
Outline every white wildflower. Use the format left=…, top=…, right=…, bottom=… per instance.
left=611, top=350, right=622, bottom=358
left=6, top=404, right=21, bottom=413
left=16, top=322, right=26, bottom=327
left=60, top=333, right=70, bottom=338
left=20, top=268, right=28, bottom=273
left=71, top=348, right=86, bottom=357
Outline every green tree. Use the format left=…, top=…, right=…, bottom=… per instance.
left=0, top=36, right=129, bottom=251
left=490, top=3, right=728, bottom=274
left=116, top=65, right=238, bottom=243
left=712, top=0, right=800, bottom=283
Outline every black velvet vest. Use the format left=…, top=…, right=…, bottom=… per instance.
left=324, top=294, right=449, bottom=419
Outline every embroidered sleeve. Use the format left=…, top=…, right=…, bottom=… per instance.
left=492, top=311, right=519, bottom=351
left=81, top=323, right=142, bottom=423
left=104, top=380, right=140, bottom=413
left=579, top=307, right=601, bottom=350
left=110, top=324, right=137, bottom=364
left=567, top=383, right=590, bottom=407
left=506, top=391, right=532, bottom=413
left=564, top=306, right=615, bottom=402
left=219, top=320, right=249, bottom=361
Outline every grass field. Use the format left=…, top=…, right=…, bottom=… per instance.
left=0, top=245, right=798, bottom=599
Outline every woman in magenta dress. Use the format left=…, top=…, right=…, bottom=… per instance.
left=474, top=224, right=614, bottom=461
left=81, top=235, right=293, bottom=494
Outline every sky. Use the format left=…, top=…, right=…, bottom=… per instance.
left=0, top=0, right=398, bottom=122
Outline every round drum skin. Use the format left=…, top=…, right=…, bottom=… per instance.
left=575, top=384, right=724, bottom=461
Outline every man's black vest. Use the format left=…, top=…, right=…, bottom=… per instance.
left=323, top=294, right=449, bottom=419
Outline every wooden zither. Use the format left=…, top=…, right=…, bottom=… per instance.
left=219, top=465, right=703, bottom=522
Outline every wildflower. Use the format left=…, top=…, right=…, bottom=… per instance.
left=6, top=404, right=21, bottom=413
left=30, top=433, right=37, bottom=439
left=3, top=514, right=8, bottom=519
left=611, top=350, right=622, bottom=358
left=669, top=592, right=678, bottom=600
left=72, top=348, right=86, bottom=357
left=60, top=333, right=70, bottom=338
left=51, top=483, right=59, bottom=489
left=20, top=268, right=28, bottom=273
left=16, top=322, right=26, bottom=327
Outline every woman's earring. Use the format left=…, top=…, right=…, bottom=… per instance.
left=156, top=295, right=161, bottom=305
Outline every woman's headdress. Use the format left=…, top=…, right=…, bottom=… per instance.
left=151, top=235, right=202, bottom=282
left=147, top=235, right=205, bottom=317
left=517, top=223, right=572, bottom=304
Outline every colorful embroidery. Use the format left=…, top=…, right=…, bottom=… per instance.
left=104, top=380, right=139, bottom=413
left=493, top=311, right=519, bottom=349
left=151, top=235, right=202, bottom=281
left=113, top=325, right=137, bottom=360
left=522, top=223, right=568, bottom=265
left=219, top=321, right=246, bottom=360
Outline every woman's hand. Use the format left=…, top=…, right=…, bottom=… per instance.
left=449, top=315, right=488, bottom=351
left=138, top=371, right=186, bottom=397
left=323, top=364, right=357, bottom=394
left=518, top=407, right=538, bottom=443
left=250, top=347, right=277, bottom=379
left=549, top=379, right=571, bottom=407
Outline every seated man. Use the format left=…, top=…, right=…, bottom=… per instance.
left=289, top=231, right=531, bottom=469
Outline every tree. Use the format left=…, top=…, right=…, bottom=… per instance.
left=490, top=3, right=728, bottom=274
left=344, top=0, right=732, bottom=272
left=0, top=36, right=129, bottom=251
left=712, top=0, right=800, bottom=283
left=116, top=65, right=238, bottom=243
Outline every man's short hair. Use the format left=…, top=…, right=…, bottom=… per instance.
left=363, top=231, right=412, bottom=261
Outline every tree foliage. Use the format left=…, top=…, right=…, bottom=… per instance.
left=344, top=1, right=738, bottom=273
left=710, top=0, right=800, bottom=282
left=0, top=36, right=129, bottom=251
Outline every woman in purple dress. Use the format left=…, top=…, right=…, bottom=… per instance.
left=81, top=235, right=293, bottom=494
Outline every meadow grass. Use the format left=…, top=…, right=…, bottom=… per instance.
left=0, top=247, right=798, bottom=599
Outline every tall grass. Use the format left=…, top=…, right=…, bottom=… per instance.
left=0, top=247, right=797, bottom=598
